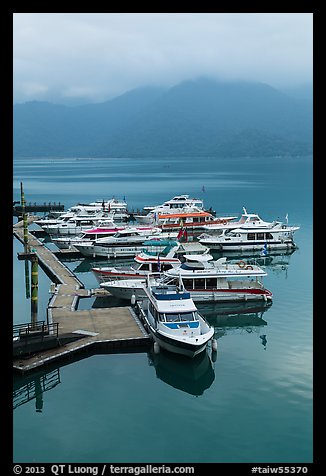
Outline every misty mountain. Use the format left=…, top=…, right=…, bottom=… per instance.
left=13, top=78, right=312, bottom=158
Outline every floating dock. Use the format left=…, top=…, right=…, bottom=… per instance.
left=13, top=219, right=150, bottom=373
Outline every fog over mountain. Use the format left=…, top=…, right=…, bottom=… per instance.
left=14, top=78, right=312, bottom=158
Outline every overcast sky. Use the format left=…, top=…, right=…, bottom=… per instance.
left=13, top=13, right=313, bottom=105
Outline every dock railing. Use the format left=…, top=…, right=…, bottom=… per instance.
left=13, top=321, right=59, bottom=340
left=13, top=321, right=60, bottom=358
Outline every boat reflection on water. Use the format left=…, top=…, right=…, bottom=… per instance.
left=72, top=257, right=133, bottom=274
left=197, top=300, right=272, bottom=348
left=147, top=347, right=215, bottom=396
left=210, top=248, right=295, bottom=277
left=13, top=368, right=61, bottom=412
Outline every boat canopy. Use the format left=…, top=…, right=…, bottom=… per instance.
left=183, top=254, right=213, bottom=262
left=142, top=240, right=179, bottom=247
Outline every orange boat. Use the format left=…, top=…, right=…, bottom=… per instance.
left=157, top=211, right=236, bottom=231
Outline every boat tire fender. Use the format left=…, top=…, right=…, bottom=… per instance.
left=154, top=342, right=160, bottom=354
left=245, top=265, right=253, bottom=270
left=212, top=338, right=218, bottom=352
left=237, top=260, right=246, bottom=269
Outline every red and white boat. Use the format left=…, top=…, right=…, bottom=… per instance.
left=92, top=240, right=181, bottom=284
left=100, top=255, right=273, bottom=303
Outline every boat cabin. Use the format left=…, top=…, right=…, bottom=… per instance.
left=148, top=284, right=200, bottom=330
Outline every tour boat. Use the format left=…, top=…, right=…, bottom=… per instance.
left=43, top=214, right=116, bottom=236
left=135, top=276, right=216, bottom=358
left=87, top=198, right=129, bottom=221
left=199, top=222, right=300, bottom=251
left=35, top=204, right=107, bottom=229
left=200, top=207, right=283, bottom=234
left=52, top=225, right=159, bottom=250
left=156, top=210, right=237, bottom=232
left=91, top=240, right=181, bottom=283
left=135, top=194, right=206, bottom=223
left=100, top=255, right=272, bottom=303
left=37, top=197, right=129, bottom=232
left=164, top=255, right=272, bottom=302
left=73, top=228, right=178, bottom=258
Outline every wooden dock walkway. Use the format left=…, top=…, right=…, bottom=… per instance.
left=13, top=202, right=64, bottom=217
left=13, top=219, right=150, bottom=373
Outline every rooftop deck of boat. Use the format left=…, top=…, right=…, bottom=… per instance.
left=13, top=218, right=150, bottom=373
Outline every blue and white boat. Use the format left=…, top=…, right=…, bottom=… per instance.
left=137, top=277, right=216, bottom=358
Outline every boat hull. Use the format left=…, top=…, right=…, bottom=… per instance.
left=139, top=310, right=214, bottom=358
left=151, top=331, right=209, bottom=358
left=202, top=241, right=297, bottom=251
left=93, top=270, right=160, bottom=284
left=76, top=244, right=167, bottom=258
left=103, top=281, right=273, bottom=303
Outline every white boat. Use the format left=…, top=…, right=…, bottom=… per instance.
left=135, top=194, right=205, bottom=223
left=201, top=207, right=282, bottom=234
left=164, top=255, right=272, bottom=302
left=199, top=222, right=300, bottom=252
left=74, top=228, right=178, bottom=258
left=34, top=204, right=104, bottom=228
left=101, top=255, right=272, bottom=303
left=82, top=198, right=129, bottom=221
left=52, top=224, right=159, bottom=250
left=135, top=276, right=216, bottom=358
left=43, top=214, right=116, bottom=236
left=37, top=197, right=129, bottom=232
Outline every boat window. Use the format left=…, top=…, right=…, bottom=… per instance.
left=179, top=312, right=195, bottom=322
left=164, top=264, right=173, bottom=270
left=194, top=278, right=205, bottom=289
left=266, top=232, right=273, bottom=240
left=139, top=264, right=150, bottom=271
left=257, top=233, right=264, bottom=240
left=206, top=278, right=217, bottom=289
left=183, top=279, right=194, bottom=289
left=165, top=313, right=180, bottom=322
left=165, top=312, right=195, bottom=322
left=248, top=233, right=255, bottom=240
left=180, top=263, right=204, bottom=271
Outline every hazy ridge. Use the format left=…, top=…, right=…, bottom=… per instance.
left=14, top=78, right=312, bottom=158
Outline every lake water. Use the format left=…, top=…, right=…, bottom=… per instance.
left=13, top=156, right=313, bottom=464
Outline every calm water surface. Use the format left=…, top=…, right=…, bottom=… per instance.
left=13, top=156, right=313, bottom=463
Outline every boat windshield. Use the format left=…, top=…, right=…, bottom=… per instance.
left=180, top=262, right=205, bottom=270
left=130, top=263, right=142, bottom=271
left=165, top=312, right=196, bottom=322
